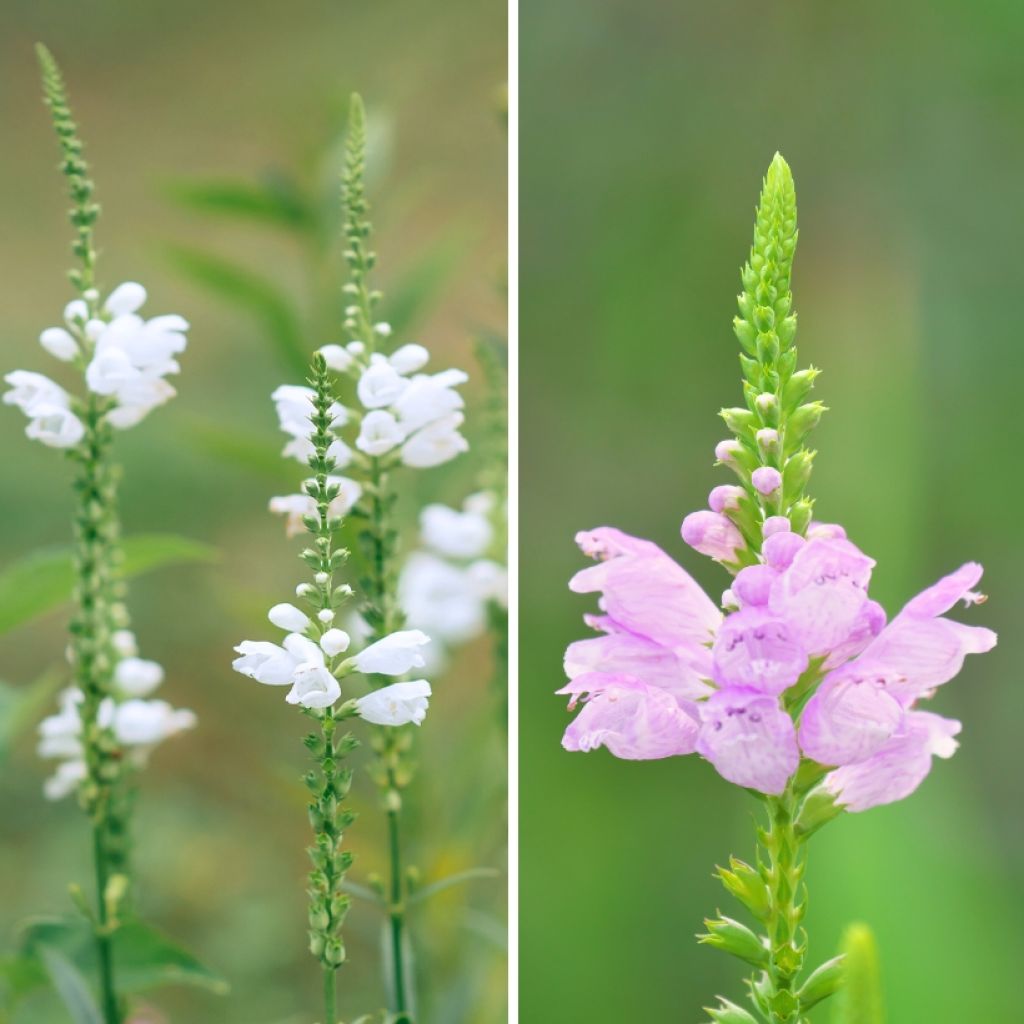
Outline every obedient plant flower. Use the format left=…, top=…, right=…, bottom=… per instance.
left=558, top=154, right=996, bottom=1024
left=354, top=680, right=432, bottom=726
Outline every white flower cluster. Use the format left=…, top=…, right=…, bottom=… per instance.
left=3, top=283, right=187, bottom=446
left=400, top=493, right=508, bottom=655
left=233, top=604, right=432, bottom=725
left=38, top=630, right=195, bottom=800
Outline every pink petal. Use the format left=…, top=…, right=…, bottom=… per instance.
left=712, top=608, right=809, bottom=695
left=768, top=537, right=874, bottom=655
left=822, top=599, right=887, bottom=669
left=900, top=562, right=984, bottom=619
left=695, top=688, right=799, bottom=794
left=570, top=527, right=722, bottom=648
left=732, top=564, right=777, bottom=607
left=564, top=633, right=712, bottom=701
left=798, top=673, right=905, bottom=765
left=824, top=711, right=961, bottom=811
left=558, top=673, right=699, bottom=760
left=762, top=531, right=804, bottom=570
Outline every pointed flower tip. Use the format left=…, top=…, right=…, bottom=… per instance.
left=349, top=92, right=366, bottom=125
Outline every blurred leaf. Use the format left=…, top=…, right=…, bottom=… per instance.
left=341, top=879, right=385, bottom=906
left=184, top=416, right=294, bottom=483
left=163, top=245, right=308, bottom=374
left=0, top=954, right=46, bottom=1009
left=831, top=923, right=884, bottom=1024
left=167, top=174, right=314, bottom=233
left=0, top=670, right=62, bottom=763
left=20, top=916, right=229, bottom=997
left=381, top=235, right=464, bottom=339
left=37, top=944, right=103, bottom=1024
left=410, top=867, right=500, bottom=905
left=0, top=534, right=218, bottom=636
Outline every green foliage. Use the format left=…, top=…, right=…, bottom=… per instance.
left=163, top=244, right=309, bottom=374
left=166, top=176, right=314, bottom=231
left=36, top=944, right=103, bottom=1024
left=0, top=671, right=62, bottom=764
left=830, top=924, right=884, bottom=1024
left=0, top=534, right=217, bottom=636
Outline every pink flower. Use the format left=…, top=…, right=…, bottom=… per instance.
left=822, top=712, right=961, bottom=811
left=708, top=485, right=746, bottom=513
left=680, top=510, right=744, bottom=563
left=712, top=607, right=808, bottom=695
left=558, top=674, right=700, bottom=759
left=695, top=688, right=800, bottom=795
left=751, top=466, right=782, bottom=495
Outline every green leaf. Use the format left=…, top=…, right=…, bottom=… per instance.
left=0, top=533, right=217, bottom=636
left=36, top=944, right=103, bottom=1024
left=166, top=175, right=314, bottom=232
left=0, top=670, right=63, bottom=763
left=20, top=916, right=228, bottom=997
left=409, top=867, right=500, bottom=905
left=831, top=923, right=885, bottom=1024
left=163, top=244, right=308, bottom=374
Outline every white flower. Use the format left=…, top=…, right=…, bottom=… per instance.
left=355, top=680, right=431, bottom=726
left=268, top=603, right=311, bottom=632
left=468, top=559, right=508, bottom=606
left=421, top=500, right=493, bottom=559
left=399, top=553, right=488, bottom=645
left=38, top=688, right=86, bottom=760
left=3, top=370, right=70, bottom=413
left=356, top=410, right=404, bottom=456
left=285, top=661, right=340, bottom=709
left=351, top=629, right=430, bottom=675
left=63, top=299, right=88, bottom=325
left=232, top=634, right=307, bottom=684
left=112, top=630, right=139, bottom=658
left=320, top=628, right=351, bottom=657
left=44, top=759, right=87, bottom=801
left=393, top=369, right=467, bottom=433
left=373, top=321, right=393, bottom=338
left=24, top=403, right=86, bottom=448
left=105, top=376, right=177, bottom=430
left=319, top=344, right=353, bottom=373
left=113, top=657, right=165, bottom=697
left=39, top=327, right=79, bottom=361
left=400, top=413, right=468, bottom=468
left=112, top=699, right=195, bottom=746
left=104, top=282, right=148, bottom=317
left=389, top=344, right=429, bottom=374
left=94, top=313, right=187, bottom=373
left=357, top=359, right=408, bottom=409
left=86, top=345, right=142, bottom=395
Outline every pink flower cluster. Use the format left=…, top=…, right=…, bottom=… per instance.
left=559, top=518, right=995, bottom=810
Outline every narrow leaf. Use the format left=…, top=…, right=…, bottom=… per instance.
left=0, top=534, right=217, bottom=635
left=163, top=244, right=308, bottom=373
left=409, top=867, right=500, bottom=905
left=36, top=944, right=103, bottom=1024
left=166, top=175, right=314, bottom=232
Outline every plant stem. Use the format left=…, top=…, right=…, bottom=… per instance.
left=92, top=823, right=120, bottom=1024
left=322, top=962, right=337, bottom=1024
left=386, top=774, right=410, bottom=1019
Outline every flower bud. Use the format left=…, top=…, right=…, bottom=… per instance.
left=268, top=603, right=311, bottom=632
left=751, top=466, right=782, bottom=496
left=754, top=392, right=778, bottom=423
left=708, top=485, right=745, bottom=513
left=796, top=954, right=845, bottom=1011
left=720, top=407, right=757, bottom=434
left=795, top=783, right=843, bottom=838
left=317, top=609, right=335, bottom=624
left=320, top=629, right=351, bottom=657
left=783, top=451, right=814, bottom=496
left=705, top=999, right=759, bottom=1024
left=789, top=499, right=813, bottom=535
left=698, top=915, right=768, bottom=967
left=762, top=515, right=791, bottom=538
left=715, top=856, right=770, bottom=920
left=755, top=427, right=779, bottom=453
left=787, top=400, right=826, bottom=446
left=782, top=366, right=819, bottom=410
left=715, top=439, right=743, bottom=464
left=681, top=511, right=744, bottom=563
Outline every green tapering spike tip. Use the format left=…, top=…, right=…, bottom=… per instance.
left=831, top=922, right=885, bottom=1024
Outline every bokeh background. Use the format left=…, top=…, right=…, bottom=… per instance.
left=0, top=2, right=506, bottom=1022
left=521, top=1, right=1023, bottom=1020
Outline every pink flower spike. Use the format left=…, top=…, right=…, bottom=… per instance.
left=696, top=688, right=799, bottom=795
left=570, top=527, right=722, bottom=648
left=709, top=485, right=746, bottom=513
left=712, top=607, right=809, bottom=694
left=751, top=466, right=782, bottom=495
left=798, top=671, right=905, bottom=765
left=823, top=711, right=961, bottom=811
left=762, top=516, right=791, bottom=538
left=681, top=510, right=744, bottom=564
left=558, top=673, right=700, bottom=760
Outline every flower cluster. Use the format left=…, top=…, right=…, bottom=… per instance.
left=234, top=610, right=432, bottom=725
left=3, top=282, right=187, bottom=445
left=560, top=516, right=995, bottom=810
left=38, top=631, right=195, bottom=800
left=399, top=492, right=508, bottom=659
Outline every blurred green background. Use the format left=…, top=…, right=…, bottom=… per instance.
left=521, top=1, right=1023, bottom=1020
left=0, top=1, right=505, bottom=1022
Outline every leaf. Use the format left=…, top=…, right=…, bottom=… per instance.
left=36, top=944, right=103, bottom=1024
left=0, top=534, right=218, bottom=635
left=163, top=245, right=308, bottom=373
left=166, top=175, right=314, bottom=233
left=20, top=916, right=228, bottom=997
left=381, top=235, right=464, bottom=339
left=0, top=670, right=63, bottom=763
left=831, top=923, right=885, bottom=1024
left=409, top=867, right=500, bottom=905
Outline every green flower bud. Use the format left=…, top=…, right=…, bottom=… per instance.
left=783, top=450, right=814, bottom=498
left=704, top=998, right=759, bottom=1024
left=789, top=498, right=813, bottom=535
left=782, top=366, right=819, bottom=409
left=715, top=857, right=770, bottom=920
left=795, top=783, right=843, bottom=838
left=698, top=916, right=769, bottom=967
left=797, top=953, right=845, bottom=1010
left=720, top=407, right=757, bottom=435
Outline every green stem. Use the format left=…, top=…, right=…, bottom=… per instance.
left=322, top=962, right=337, bottom=1024
left=386, top=795, right=410, bottom=1020
left=91, top=824, right=120, bottom=1024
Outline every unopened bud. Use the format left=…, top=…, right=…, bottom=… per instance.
left=751, top=466, right=782, bottom=496
left=755, top=428, right=779, bottom=453
left=708, top=485, right=745, bottom=513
